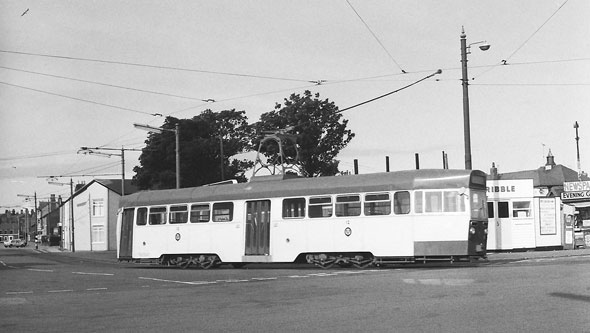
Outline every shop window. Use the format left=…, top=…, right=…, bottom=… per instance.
left=190, top=204, right=210, bottom=223
left=148, top=207, right=167, bottom=225
left=512, top=201, right=531, bottom=218
left=283, top=198, right=306, bottom=219
left=136, top=207, right=147, bottom=226
left=498, top=201, right=509, bottom=218
left=336, top=195, right=361, bottom=217
left=309, top=196, right=333, bottom=218
left=364, top=193, right=391, bottom=216
left=169, top=205, right=188, bottom=224
left=212, top=202, right=233, bottom=222
left=487, top=202, right=495, bottom=218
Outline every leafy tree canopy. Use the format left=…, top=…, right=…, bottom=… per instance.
left=253, top=90, right=355, bottom=177
left=133, top=109, right=254, bottom=190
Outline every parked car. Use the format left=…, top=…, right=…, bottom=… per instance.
left=4, top=239, right=27, bottom=248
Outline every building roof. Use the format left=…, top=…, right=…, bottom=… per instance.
left=494, top=164, right=585, bottom=187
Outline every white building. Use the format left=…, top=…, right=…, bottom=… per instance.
left=58, top=179, right=137, bottom=251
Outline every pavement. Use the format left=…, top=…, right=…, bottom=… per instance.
left=26, top=244, right=590, bottom=264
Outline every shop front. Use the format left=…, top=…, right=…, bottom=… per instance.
left=561, top=180, right=590, bottom=248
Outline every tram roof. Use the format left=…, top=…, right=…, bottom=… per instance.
left=120, top=169, right=485, bottom=207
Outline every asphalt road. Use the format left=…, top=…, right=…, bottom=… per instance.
left=1, top=248, right=589, bottom=332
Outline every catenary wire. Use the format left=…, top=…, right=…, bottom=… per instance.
left=0, top=49, right=312, bottom=83
left=345, top=0, right=406, bottom=73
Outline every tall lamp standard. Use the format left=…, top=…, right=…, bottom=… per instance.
left=460, top=27, right=490, bottom=170
left=134, top=123, right=180, bottom=189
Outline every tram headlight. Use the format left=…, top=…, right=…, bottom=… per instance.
left=469, top=227, right=476, bottom=235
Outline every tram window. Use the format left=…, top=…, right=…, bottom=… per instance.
left=512, top=201, right=531, bottom=218
left=309, top=196, right=333, bottom=218
left=394, top=191, right=410, bottom=214
left=136, top=207, right=147, bottom=225
left=498, top=201, right=509, bottom=218
left=148, top=207, right=167, bottom=225
left=212, top=202, right=233, bottom=222
left=336, top=195, right=361, bottom=217
left=470, top=192, right=487, bottom=219
left=414, top=191, right=423, bottom=213
left=283, top=198, right=306, bottom=219
left=190, top=204, right=210, bottom=223
left=425, top=192, right=442, bottom=213
left=443, top=191, right=465, bottom=212
left=364, top=193, right=391, bottom=216
left=169, top=205, right=188, bottom=224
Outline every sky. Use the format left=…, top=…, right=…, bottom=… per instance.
left=1, top=0, right=589, bottom=209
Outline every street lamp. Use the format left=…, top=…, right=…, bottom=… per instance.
left=134, top=123, right=180, bottom=189
left=460, top=26, right=490, bottom=170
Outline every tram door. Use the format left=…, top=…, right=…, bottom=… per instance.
left=119, top=208, right=134, bottom=259
left=245, top=200, right=271, bottom=256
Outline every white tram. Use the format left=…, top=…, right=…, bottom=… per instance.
left=117, top=169, right=488, bottom=268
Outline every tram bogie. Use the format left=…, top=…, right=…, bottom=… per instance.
left=117, top=169, right=489, bottom=269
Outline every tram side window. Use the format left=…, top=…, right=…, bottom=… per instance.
left=364, top=193, right=391, bottom=216
left=212, top=202, right=233, bottom=222
left=444, top=191, right=466, bottom=212
left=425, top=192, right=443, bottom=213
left=513, top=201, right=531, bottom=218
left=149, top=207, right=167, bottom=225
left=309, top=196, right=333, bottom=218
left=394, top=191, right=410, bottom=214
left=169, top=205, right=188, bottom=224
left=414, top=191, right=423, bottom=213
left=336, top=195, right=361, bottom=217
left=136, top=207, right=147, bottom=226
left=190, top=204, right=210, bottom=223
left=283, top=198, right=306, bottom=219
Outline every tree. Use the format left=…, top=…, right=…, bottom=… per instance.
left=253, top=90, right=354, bottom=177
left=133, top=109, right=254, bottom=190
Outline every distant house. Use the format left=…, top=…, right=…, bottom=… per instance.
left=58, top=179, right=138, bottom=251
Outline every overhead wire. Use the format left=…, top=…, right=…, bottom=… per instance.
left=345, top=0, right=406, bottom=74
left=0, top=65, right=215, bottom=102
left=0, top=49, right=312, bottom=83
left=473, top=0, right=570, bottom=80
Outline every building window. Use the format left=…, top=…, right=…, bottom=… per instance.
left=513, top=201, right=531, bottom=218
left=92, top=225, right=105, bottom=243
left=169, top=205, right=188, bottom=224
left=283, top=198, right=306, bottom=219
left=212, top=202, right=233, bottom=222
left=92, top=199, right=104, bottom=217
left=309, top=196, right=333, bottom=218
left=148, top=207, right=167, bottom=225
left=336, top=195, right=361, bottom=217
left=364, top=193, right=391, bottom=216
left=190, top=204, right=210, bottom=223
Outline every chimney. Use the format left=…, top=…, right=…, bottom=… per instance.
left=545, top=149, right=556, bottom=170
left=490, top=162, right=499, bottom=180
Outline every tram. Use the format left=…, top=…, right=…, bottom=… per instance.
left=117, top=169, right=488, bottom=268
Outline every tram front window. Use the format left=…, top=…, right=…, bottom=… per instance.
left=470, top=190, right=488, bottom=219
